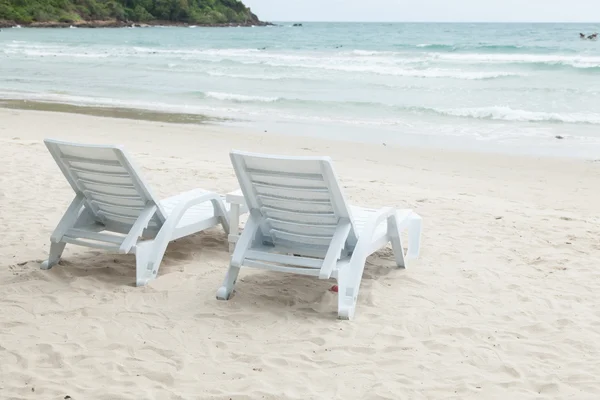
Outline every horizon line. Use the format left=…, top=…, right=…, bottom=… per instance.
left=267, top=20, right=600, bottom=24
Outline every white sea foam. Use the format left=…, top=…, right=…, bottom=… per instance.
left=11, top=41, right=596, bottom=71
left=4, top=43, right=113, bottom=58
left=432, top=53, right=600, bottom=68
left=207, top=71, right=284, bottom=80
left=258, top=62, right=523, bottom=79
left=351, top=50, right=389, bottom=56
left=205, top=92, right=279, bottom=103
left=432, top=106, right=600, bottom=124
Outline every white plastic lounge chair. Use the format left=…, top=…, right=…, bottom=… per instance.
left=217, top=150, right=423, bottom=320
left=42, top=139, right=239, bottom=286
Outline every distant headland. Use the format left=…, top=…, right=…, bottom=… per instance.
left=0, top=0, right=272, bottom=28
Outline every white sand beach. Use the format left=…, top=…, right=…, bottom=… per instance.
left=1, top=108, right=600, bottom=399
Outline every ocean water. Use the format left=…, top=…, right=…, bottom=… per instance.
left=1, top=23, right=600, bottom=157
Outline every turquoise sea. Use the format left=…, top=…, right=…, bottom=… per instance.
left=1, top=23, right=600, bottom=157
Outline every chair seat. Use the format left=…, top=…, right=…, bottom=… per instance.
left=160, top=191, right=231, bottom=231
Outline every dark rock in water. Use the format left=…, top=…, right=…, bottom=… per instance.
left=555, top=135, right=564, bottom=140
left=293, top=23, right=303, bottom=27
left=0, top=20, right=16, bottom=28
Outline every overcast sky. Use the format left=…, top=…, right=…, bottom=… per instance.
left=243, top=0, right=600, bottom=22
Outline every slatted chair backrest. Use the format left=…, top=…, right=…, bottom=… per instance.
left=45, top=139, right=166, bottom=236
left=230, top=150, right=358, bottom=259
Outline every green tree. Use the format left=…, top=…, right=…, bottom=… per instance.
left=0, top=0, right=259, bottom=24
left=129, top=4, right=153, bottom=21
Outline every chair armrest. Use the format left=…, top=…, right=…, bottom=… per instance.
left=226, top=189, right=245, bottom=205
left=354, top=207, right=396, bottom=254
left=149, top=190, right=228, bottom=259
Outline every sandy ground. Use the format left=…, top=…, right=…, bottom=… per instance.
left=1, top=108, right=600, bottom=399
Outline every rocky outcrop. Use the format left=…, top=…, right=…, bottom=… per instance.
left=0, top=0, right=272, bottom=28
left=0, top=19, right=273, bottom=28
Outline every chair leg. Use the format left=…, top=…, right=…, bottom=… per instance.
left=40, top=241, right=66, bottom=270
left=337, top=269, right=358, bottom=320
left=216, top=264, right=241, bottom=300
left=41, top=195, right=85, bottom=271
left=227, top=203, right=240, bottom=253
left=211, top=198, right=231, bottom=235
left=388, top=214, right=406, bottom=268
left=406, top=215, right=422, bottom=259
left=218, top=214, right=261, bottom=300
left=135, top=242, right=156, bottom=287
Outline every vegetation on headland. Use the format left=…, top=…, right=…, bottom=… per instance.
left=0, top=0, right=267, bottom=27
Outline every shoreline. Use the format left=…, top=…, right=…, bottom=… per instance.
left=0, top=99, right=600, bottom=163
left=1, top=99, right=596, bottom=161
left=0, top=19, right=274, bottom=29
left=0, top=99, right=224, bottom=125
left=2, top=107, right=597, bottom=183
